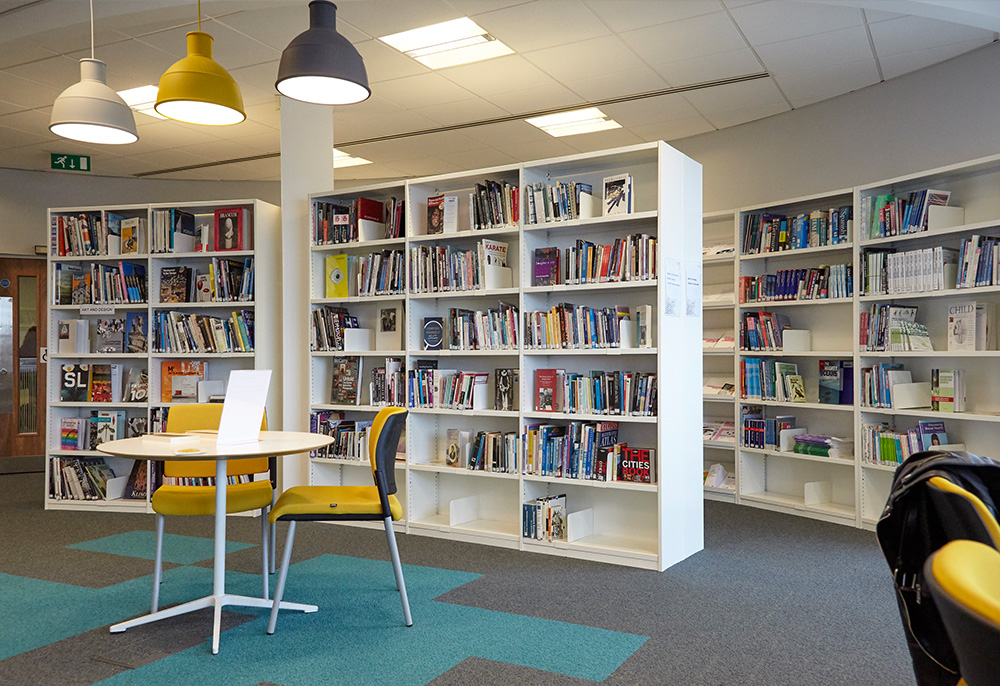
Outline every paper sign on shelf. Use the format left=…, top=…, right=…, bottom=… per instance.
left=662, top=258, right=682, bottom=318
left=216, top=369, right=271, bottom=445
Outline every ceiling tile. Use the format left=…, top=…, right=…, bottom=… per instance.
left=0, top=124, right=51, bottom=148
left=869, top=15, right=995, bottom=57
left=565, top=65, right=669, bottom=102
left=682, top=77, right=786, bottom=114
left=244, top=101, right=282, bottom=129
left=630, top=116, right=717, bottom=142
left=0, top=71, right=62, bottom=109
left=880, top=40, right=993, bottom=81
left=387, top=155, right=454, bottom=177
left=4, top=53, right=81, bottom=89
left=376, top=72, right=478, bottom=110
left=729, top=0, right=863, bottom=47
left=703, top=101, right=790, bottom=128
left=459, top=120, right=551, bottom=147
left=133, top=19, right=281, bottom=71
left=399, top=131, right=488, bottom=157
left=601, top=96, right=701, bottom=128
left=0, top=43, right=60, bottom=71
left=862, top=8, right=905, bottom=23
left=129, top=120, right=229, bottom=149
left=123, top=148, right=214, bottom=172
left=475, top=0, right=610, bottom=53
left=483, top=83, right=583, bottom=115
left=438, top=55, right=558, bottom=97
left=653, top=48, right=763, bottom=87
left=620, top=11, right=747, bottom=64
left=0, top=107, right=51, bottom=136
left=335, top=0, right=458, bottom=39
left=557, top=127, right=645, bottom=153
left=339, top=139, right=425, bottom=164
left=523, top=35, right=648, bottom=83
left=776, top=58, right=880, bottom=108
left=438, top=147, right=519, bottom=172
left=447, top=0, right=536, bottom=14
left=359, top=39, right=430, bottom=83
left=213, top=7, right=310, bottom=52
left=228, top=129, right=281, bottom=151
left=0, top=99, right=24, bottom=116
left=333, top=109, right=439, bottom=143
left=754, top=25, right=873, bottom=77
left=88, top=155, right=162, bottom=177
left=67, top=38, right=181, bottom=92
left=587, top=0, right=723, bottom=34
left=411, top=98, right=512, bottom=127
left=334, top=163, right=406, bottom=183
left=228, top=61, right=281, bottom=96
left=499, top=137, right=580, bottom=161
left=176, top=137, right=263, bottom=162
left=199, top=157, right=281, bottom=181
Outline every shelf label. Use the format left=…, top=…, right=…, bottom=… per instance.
left=51, top=153, right=91, bottom=172
left=662, top=258, right=682, bottom=317
left=685, top=260, right=702, bottom=317
left=80, top=304, right=114, bottom=315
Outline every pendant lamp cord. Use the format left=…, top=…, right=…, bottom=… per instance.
left=89, top=0, right=94, bottom=58
left=197, top=0, right=201, bottom=31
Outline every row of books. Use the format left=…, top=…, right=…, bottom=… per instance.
left=408, top=368, right=488, bottom=410
left=151, top=310, right=254, bottom=354
left=740, top=207, right=852, bottom=255
left=523, top=421, right=655, bottom=483
left=956, top=234, right=1000, bottom=288
left=407, top=239, right=510, bottom=293
left=313, top=196, right=402, bottom=245
left=161, top=474, right=257, bottom=487
left=537, top=368, right=657, bottom=417
left=738, top=263, right=852, bottom=303
left=59, top=410, right=144, bottom=450
left=51, top=211, right=143, bottom=257
left=557, top=234, right=657, bottom=285
left=523, top=303, right=647, bottom=349
left=56, top=314, right=147, bottom=355
left=523, top=494, right=566, bottom=542
left=53, top=261, right=147, bottom=305
left=446, top=302, right=519, bottom=351
left=159, top=258, right=254, bottom=303
left=60, top=363, right=147, bottom=403
left=370, top=358, right=405, bottom=407
left=859, top=304, right=932, bottom=352
left=524, top=180, right=594, bottom=225
left=323, top=251, right=406, bottom=298
left=443, top=428, right=519, bottom=473
left=309, top=416, right=373, bottom=461
left=703, top=419, right=736, bottom=443
left=860, top=420, right=951, bottom=466
left=312, top=306, right=359, bottom=352
left=49, top=456, right=122, bottom=500
left=860, top=246, right=958, bottom=295
left=739, top=410, right=795, bottom=450
left=150, top=207, right=251, bottom=253
left=739, top=311, right=791, bottom=351
left=469, top=179, right=519, bottom=230
left=859, top=189, right=951, bottom=240
left=740, top=359, right=805, bottom=403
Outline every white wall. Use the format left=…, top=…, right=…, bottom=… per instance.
left=673, top=41, right=1000, bottom=212
left=0, top=168, right=280, bottom=255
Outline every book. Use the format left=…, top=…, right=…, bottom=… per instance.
left=159, top=266, right=191, bottom=303
left=620, top=447, right=654, bottom=483
left=120, top=217, right=142, bottom=254
left=786, top=374, right=807, bottom=402
left=330, top=356, right=363, bottom=405
left=532, top=247, right=560, bottom=286
left=171, top=209, right=198, bottom=252
left=947, top=301, right=976, bottom=351
left=71, top=272, right=92, bottom=304
left=57, top=319, right=90, bottom=354
left=171, top=375, right=198, bottom=403
left=422, top=317, right=444, bottom=351
left=635, top=304, right=653, bottom=348
left=376, top=304, right=402, bottom=350
left=535, top=368, right=563, bottom=412
left=88, top=363, right=114, bottom=402
left=495, top=368, right=518, bottom=411
left=60, top=364, right=89, bottom=402
left=159, top=360, right=207, bottom=403
left=125, top=312, right=147, bottom=353
left=124, top=459, right=148, bottom=500
left=931, top=368, right=965, bottom=413
left=426, top=194, right=449, bottom=235
left=917, top=420, right=949, bottom=451
left=214, top=207, right=249, bottom=250
left=125, top=367, right=148, bottom=402
left=95, top=318, right=125, bottom=353
left=325, top=254, right=349, bottom=298
left=602, top=173, right=631, bottom=216
left=818, top=360, right=843, bottom=404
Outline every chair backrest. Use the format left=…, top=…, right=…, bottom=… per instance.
left=368, top=407, right=406, bottom=495
left=927, top=475, right=1000, bottom=549
left=163, top=403, right=268, bottom=478
left=925, top=540, right=1000, bottom=686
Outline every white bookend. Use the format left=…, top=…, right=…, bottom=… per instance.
left=779, top=427, right=807, bottom=452
left=449, top=494, right=479, bottom=527
left=927, top=205, right=965, bottom=231
left=105, top=475, right=128, bottom=500
left=484, top=264, right=512, bottom=290
left=343, top=328, right=374, bottom=351
left=578, top=192, right=595, bottom=219
left=566, top=508, right=593, bottom=543
left=781, top=329, right=811, bottom=351
left=892, top=382, right=931, bottom=409
left=358, top=219, right=384, bottom=242
left=804, top=481, right=832, bottom=506
left=618, top=319, right=634, bottom=348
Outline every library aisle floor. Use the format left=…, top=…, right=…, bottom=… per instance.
left=1, top=469, right=912, bottom=686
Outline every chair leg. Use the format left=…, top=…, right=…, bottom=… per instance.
left=269, top=492, right=277, bottom=574
left=260, top=507, right=269, bottom=600
left=152, top=513, right=165, bottom=613
left=267, top=521, right=297, bottom=635
left=383, top=517, right=412, bottom=627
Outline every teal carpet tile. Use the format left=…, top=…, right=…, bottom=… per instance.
left=66, top=531, right=255, bottom=564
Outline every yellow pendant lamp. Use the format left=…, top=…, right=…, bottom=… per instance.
left=154, top=1, right=245, bottom=125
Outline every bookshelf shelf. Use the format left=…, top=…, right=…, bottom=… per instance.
left=859, top=407, right=1000, bottom=423
left=704, top=440, right=736, bottom=449
left=858, top=285, right=1000, bottom=302
left=863, top=462, right=902, bottom=473
left=739, top=350, right=853, bottom=357
left=739, top=298, right=852, bottom=308
left=740, top=447, right=854, bottom=466
left=740, top=492, right=855, bottom=521
left=704, top=348, right=735, bottom=356
left=742, top=399, right=854, bottom=411
left=859, top=350, right=1000, bottom=358
left=739, top=243, right=853, bottom=261
left=302, top=141, right=703, bottom=571
left=311, top=349, right=407, bottom=357
left=703, top=395, right=735, bottom=402
left=46, top=198, right=280, bottom=512
left=858, top=217, right=1000, bottom=247
left=310, top=237, right=404, bottom=251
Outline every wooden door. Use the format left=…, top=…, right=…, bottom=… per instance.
left=0, top=257, right=47, bottom=458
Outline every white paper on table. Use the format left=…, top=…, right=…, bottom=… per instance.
left=216, top=369, right=271, bottom=445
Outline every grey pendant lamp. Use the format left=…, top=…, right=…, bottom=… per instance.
left=49, top=0, right=138, bottom=144
left=276, top=1, right=371, bottom=105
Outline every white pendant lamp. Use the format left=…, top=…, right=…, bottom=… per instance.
left=276, top=1, right=371, bottom=106
left=49, top=0, right=138, bottom=145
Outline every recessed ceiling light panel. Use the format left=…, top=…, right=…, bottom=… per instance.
left=526, top=107, right=622, bottom=137
left=333, top=147, right=372, bottom=168
left=379, top=17, right=513, bottom=69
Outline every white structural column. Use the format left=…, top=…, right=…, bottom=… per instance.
left=280, top=96, right=334, bottom=489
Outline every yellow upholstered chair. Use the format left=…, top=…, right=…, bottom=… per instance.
left=925, top=539, right=1000, bottom=686
left=267, top=406, right=411, bottom=634
left=151, top=403, right=274, bottom=612
left=927, top=476, right=1000, bottom=549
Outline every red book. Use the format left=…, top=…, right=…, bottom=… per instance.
left=619, top=447, right=654, bottom=483
left=356, top=197, right=384, bottom=224
left=214, top=208, right=248, bottom=251
left=534, top=368, right=563, bottom=412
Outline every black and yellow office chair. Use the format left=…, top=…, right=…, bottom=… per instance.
left=151, top=403, right=275, bottom=612
left=927, top=475, right=1000, bottom=548
left=925, top=539, right=1000, bottom=686
left=267, top=406, right=411, bottom=634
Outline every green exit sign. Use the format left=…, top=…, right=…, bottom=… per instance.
left=51, top=153, right=91, bottom=172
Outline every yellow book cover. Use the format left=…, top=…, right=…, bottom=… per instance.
left=160, top=360, right=207, bottom=403
left=325, top=254, right=348, bottom=298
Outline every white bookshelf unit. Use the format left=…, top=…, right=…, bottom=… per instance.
left=45, top=199, right=280, bottom=513
left=304, top=141, right=704, bottom=571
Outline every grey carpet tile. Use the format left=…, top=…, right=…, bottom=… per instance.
left=0, top=608, right=257, bottom=686
left=430, top=657, right=594, bottom=685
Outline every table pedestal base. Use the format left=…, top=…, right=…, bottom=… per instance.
left=110, top=595, right=318, bottom=654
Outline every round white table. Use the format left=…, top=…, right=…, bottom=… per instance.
left=98, top=430, right=334, bottom=654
